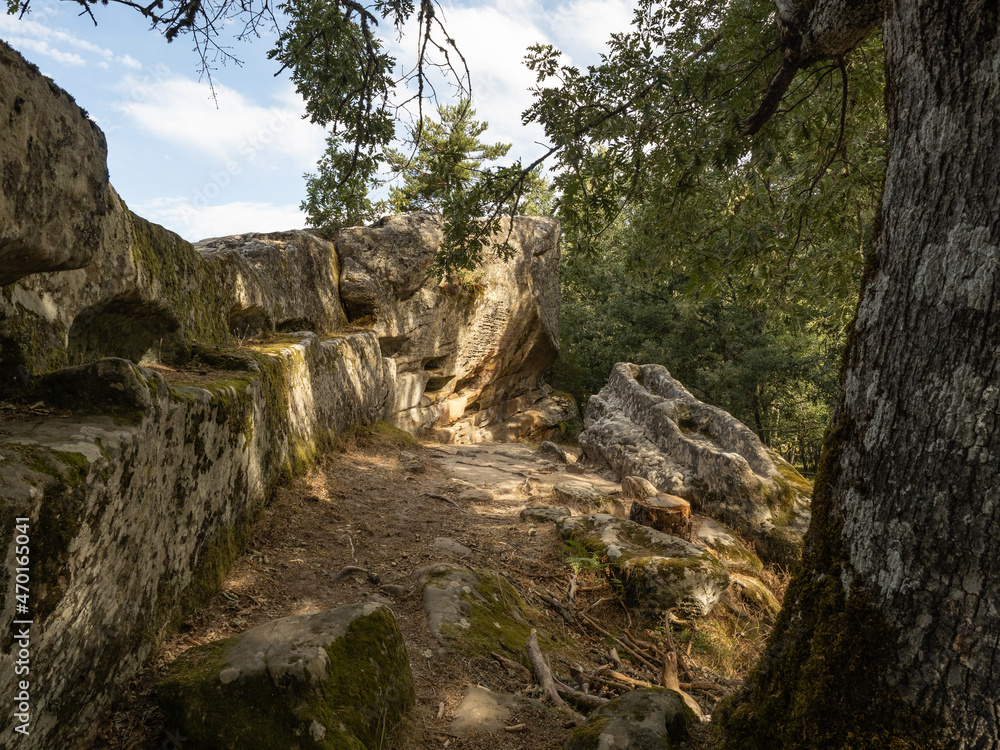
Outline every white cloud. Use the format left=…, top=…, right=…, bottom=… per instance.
left=545, top=0, right=635, bottom=62
left=118, top=54, right=142, bottom=70
left=2, top=36, right=86, bottom=66
left=135, top=198, right=308, bottom=242
left=0, top=14, right=116, bottom=64
left=387, top=0, right=635, bottom=166
left=118, top=75, right=327, bottom=169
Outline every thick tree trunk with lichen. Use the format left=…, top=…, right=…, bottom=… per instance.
left=717, top=1, right=1000, bottom=748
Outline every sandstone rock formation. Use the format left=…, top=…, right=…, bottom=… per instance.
left=0, top=41, right=111, bottom=285
left=0, top=41, right=573, bottom=749
left=157, top=602, right=414, bottom=749
left=339, top=212, right=574, bottom=442
left=556, top=514, right=729, bottom=618
left=0, top=332, right=392, bottom=749
left=580, top=363, right=811, bottom=565
left=0, top=213, right=350, bottom=389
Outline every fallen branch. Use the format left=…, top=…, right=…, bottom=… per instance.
left=582, top=596, right=612, bottom=615
left=663, top=646, right=703, bottom=719
left=537, top=590, right=576, bottom=624
left=491, top=652, right=532, bottom=682
left=554, top=680, right=610, bottom=709
left=525, top=629, right=584, bottom=724
left=681, top=680, right=729, bottom=693
left=581, top=615, right=660, bottom=674
left=601, top=669, right=656, bottom=690
left=423, top=493, right=465, bottom=512
left=332, top=565, right=379, bottom=584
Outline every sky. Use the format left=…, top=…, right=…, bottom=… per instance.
left=0, top=0, right=635, bottom=242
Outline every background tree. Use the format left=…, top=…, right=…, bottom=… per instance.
left=544, top=0, right=885, bottom=470
left=385, top=101, right=512, bottom=215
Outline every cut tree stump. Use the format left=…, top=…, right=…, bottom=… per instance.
left=628, top=494, right=692, bottom=540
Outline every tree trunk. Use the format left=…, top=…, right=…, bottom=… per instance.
left=717, top=2, right=1000, bottom=748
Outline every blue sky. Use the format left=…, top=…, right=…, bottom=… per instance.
left=1, top=0, right=634, bottom=241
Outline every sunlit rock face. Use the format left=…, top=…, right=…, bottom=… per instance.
left=338, top=212, right=573, bottom=443
left=580, top=362, right=812, bottom=566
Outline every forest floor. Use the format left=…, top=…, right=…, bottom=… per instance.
left=99, top=426, right=785, bottom=750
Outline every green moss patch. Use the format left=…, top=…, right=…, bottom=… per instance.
left=157, top=607, right=414, bottom=749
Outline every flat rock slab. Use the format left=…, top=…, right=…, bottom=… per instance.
left=564, top=689, right=696, bottom=750
left=433, top=537, right=473, bottom=557
left=520, top=505, right=572, bottom=523
left=557, top=514, right=729, bottom=618
left=450, top=686, right=553, bottom=737
left=552, top=480, right=622, bottom=514
left=414, top=563, right=532, bottom=656
left=429, top=443, right=620, bottom=501
left=156, top=602, right=414, bottom=749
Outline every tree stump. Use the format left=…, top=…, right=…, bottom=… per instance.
left=629, top=494, right=692, bottom=540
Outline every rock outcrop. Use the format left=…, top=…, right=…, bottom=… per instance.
left=157, top=602, right=414, bottom=749
left=580, top=363, right=811, bottom=565
left=339, top=212, right=573, bottom=442
left=0, top=212, right=350, bottom=389
left=0, top=41, right=111, bottom=285
left=557, top=514, right=730, bottom=618
left=0, top=332, right=393, bottom=749
left=564, top=689, right=696, bottom=750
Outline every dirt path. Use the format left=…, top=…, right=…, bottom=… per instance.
left=102, top=429, right=756, bottom=749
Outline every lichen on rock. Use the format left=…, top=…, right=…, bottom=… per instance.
left=557, top=514, right=729, bottom=618
left=156, top=603, right=414, bottom=749
left=579, top=363, right=811, bottom=566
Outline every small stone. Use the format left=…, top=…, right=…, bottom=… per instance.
left=520, top=505, right=572, bottom=523
left=433, top=537, right=472, bottom=557
left=566, top=463, right=587, bottom=475
left=379, top=584, right=412, bottom=599
left=218, top=667, right=240, bottom=685
left=398, top=450, right=425, bottom=473
left=621, top=475, right=659, bottom=501
left=537, top=440, right=568, bottom=463
left=309, top=720, right=326, bottom=741
left=458, top=488, right=494, bottom=503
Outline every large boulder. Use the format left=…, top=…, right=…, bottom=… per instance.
left=564, top=689, right=696, bottom=750
left=157, top=603, right=414, bottom=749
left=557, top=514, right=729, bottom=618
left=579, top=363, right=812, bottom=565
left=0, top=41, right=110, bottom=285
left=338, top=212, right=570, bottom=442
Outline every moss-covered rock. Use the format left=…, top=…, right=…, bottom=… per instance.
left=414, top=563, right=537, bottom=658
left=0, top=40, right=109, bottom=286
left=552, top=480, right=623, bottom=515
left=157, top=603, right=414, bottom=749
left=557, top=514, right=729, bottom=618
left=564, top=688, right=696, bottom=750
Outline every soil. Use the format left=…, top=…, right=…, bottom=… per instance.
left=97, top=430, right=771, bottom=750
